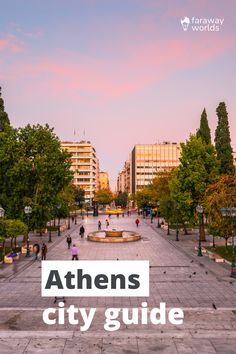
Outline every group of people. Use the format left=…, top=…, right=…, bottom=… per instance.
left=33, top=242, right=48, bottom=260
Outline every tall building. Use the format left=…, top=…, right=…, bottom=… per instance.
left=61, top=141, right=99, bottom=205
left=99, top=171, right=110, bottom=190
left=117, top=160, right=130, bottom=193
left=130, top=142, right=181, bottom=194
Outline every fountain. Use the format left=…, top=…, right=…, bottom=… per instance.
left=87, top=229, right=141, bottom=243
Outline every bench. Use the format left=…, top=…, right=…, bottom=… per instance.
left=214, top=255, right=224, bottom=263
left=21, top=245, right=33, bottom=254
left=4, top=252, right=20, bottom=264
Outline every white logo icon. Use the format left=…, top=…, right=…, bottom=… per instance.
left=181, top=17, right=190, bottom=31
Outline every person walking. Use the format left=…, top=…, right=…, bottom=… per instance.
left=135, top=218, right=140, bottom=228
left=33, top=243, right=40, bottom=260
left=41, top=243, right=48, bottom=260
left=71, top=244, right=79, bottom=260
left=105, top=219, right=109, bottom=228
left=79, top=225, right=85, bottom=238
left=66, top=234, right=72, bottom=249
left=98, top=220, right=102, bottom=230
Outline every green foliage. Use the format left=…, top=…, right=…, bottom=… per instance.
left=0, top=124, right=73, bottom=229
left=170, top=135, right=219, bottom=224
left=204, top=175, right=236, bottom=244
left=196, top=108, right=211, bottom=145
left=94, top=189, right=113, bottom=206
left=135, top=188, right=154, bottom=209
left=215, top=102, right=234, bottom=175
left=115, top=192, right=128, bottom=208
left=74, top=187, right=85, bottom=207
left=0, top=88, right=10, bottom=132
left=5, top=219, right=27, bottom=238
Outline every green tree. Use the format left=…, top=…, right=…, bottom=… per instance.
left=0, top=124, right=73, bottom=230
left=94, top=189, right=113, bottom=206
left=0, top=87, right=10, bottom=132
left=115, top=192, right=128, bottom=208
left=215, top=102, right=234, bottom=175
left=170, top=135, right=219, bottom=241
left=5, top=219, right=27, bottom=249
left=205, top=175, right=236, bottom=247
left=196, top=108, right=211, bottom=145
left=0, top=220, right=7, bottom=259
left=135, top=188, right=154, bottom=209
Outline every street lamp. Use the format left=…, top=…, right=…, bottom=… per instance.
left=176, top=205, right=179, bottom=242
left=156, top=201, right=160, bottom=228
left=68, top=203, right=71, bottom=230
left=48, top=208, right=52, bottom=243
left=57, top=204, right=61, bottom=236
left=220, top=207, right=236, bottom=278
left=75, top=201, right=79, bottom=225
left=0, top=206, right=5, bottom=218
left=196, top=205, right=204, bottom=257
left=24, top=206, right=32, bottom=257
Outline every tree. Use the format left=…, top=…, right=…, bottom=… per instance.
left=74, top=187, right=85, bottom=208
left=169, top=135, right=219, bottom=241
left=215, top=102, right=234, bottom=175
left=196, top=108, right=211, bottom=145
left=0, top=124, right=73, bottom=230
left=0, top=220, right=7, bottom=259
left=94, top=189, right=113, bottom=206
left=0, top=87, right=10, bottom=132
left=5, top=219, right=27, bottom=249
left=115, top=192, right=128, bottom=208
left=135, top=188, right=154, bottom=209
left=205, top=175, right=236, bottom=247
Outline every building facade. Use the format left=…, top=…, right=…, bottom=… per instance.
left=117, top=160, right=130, bottom=193
left=99, top=171, right=110, bottom=190
left=61, top=141, right=99, bottom=205
left=131, top=142, right=181, bottom=194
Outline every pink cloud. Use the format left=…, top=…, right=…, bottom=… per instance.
left=1, top=34, right=233, bottom=99
left=0, top=34, right=23, bottom=53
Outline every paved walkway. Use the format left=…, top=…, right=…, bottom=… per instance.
left=0, top=215, right=236, bottom=353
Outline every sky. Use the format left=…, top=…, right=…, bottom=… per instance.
left=0, top=0, right=236, bottom=189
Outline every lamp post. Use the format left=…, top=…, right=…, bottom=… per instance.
left=0, top=206, right=5, bottom=218
left=57, top=204, right=61, bottom=236
left=24, top=206, right=32, bottom=257
left=68, top=203, right=71, bottom=230
left=176, top=205, right=179, bottom=242
left=196, top=205, right=204, bottom=257
left=48, top=208, right=52, bottom=243
left=220, top=207, right=236, bottom=278
left=156, top=201, right=160, bottom=228
left=75, top=201, right=78, bottom=225
left=166, top=201, right=171, bottom=235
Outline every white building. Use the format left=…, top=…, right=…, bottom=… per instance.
left=61, top=141, right=99, bottom=205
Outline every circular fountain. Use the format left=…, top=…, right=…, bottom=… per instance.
left=87, top=229, right=141, bottom=243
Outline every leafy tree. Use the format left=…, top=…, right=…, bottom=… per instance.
left=5, top=219, right=27, bottom=248
left=215, top=102, right=234, bottom=175
left=169, top=135, right=219, bottom=241
left=0, top=124, right=73, bottom=230
left=135, top=188, right=154, bottom=209
left=0, top=87, right=10, bottom=132
left=0, top=220, right=7, bottom=258
left=74, top=187, right=85, bottom=208
left=115, top=192, right=128, bottom=208
left=196, top=108, right=211, bottom=145
left=205, top=175, right=236, bottom=247
left=94, top=189, right=113, bottom=206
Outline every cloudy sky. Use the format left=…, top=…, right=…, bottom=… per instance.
left=0, top=0, right=235, bottom=188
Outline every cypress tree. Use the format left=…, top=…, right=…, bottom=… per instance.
left=196, top=108, right=211, bottom=145
left=215, top=102, right=234, bottom=175
left=0, top=87, right=10, bottom=132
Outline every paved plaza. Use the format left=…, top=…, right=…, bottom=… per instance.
left=0, top=215, right=236, bottom=353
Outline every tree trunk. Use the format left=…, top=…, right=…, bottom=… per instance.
left=14, top=237, right=17, bottom=249
left=225, top=238, right=228, bottom=248
left=2, top=240, right=6, bottom=258
left=183, top=225, right=188, bottom=235
left=10, top=238, right=13, bottom=249
left=199, top=223, right=206, bottom=242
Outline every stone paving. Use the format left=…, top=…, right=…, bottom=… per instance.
left=0, top=215, right=236, bottom=353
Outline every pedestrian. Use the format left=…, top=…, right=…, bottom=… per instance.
left=33, top=243, right=40, bottom=260
left=41, top=243, right=48, bottom=260
left=66, top=234, right=72, bottom=249
left=71, top=244, right=79, bottom=260
left=98, top=220, right=102, bottom=230
left=117, top=213, right=119, bottom=218
left=105, top=219, right=109, bottom=228
left=79, top=225, right=85, bottom=238
left=135, top=218, right=140, bottom=228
